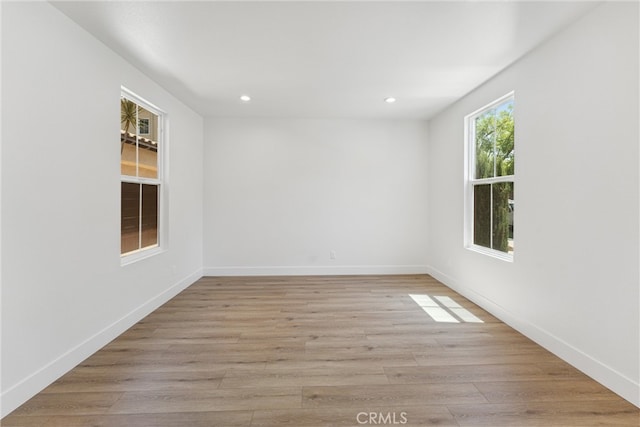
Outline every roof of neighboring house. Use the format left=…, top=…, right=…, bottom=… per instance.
left=120, top=130, right=158, bottom=151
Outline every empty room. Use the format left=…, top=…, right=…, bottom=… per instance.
left=1, top=1, right=639, bottom=426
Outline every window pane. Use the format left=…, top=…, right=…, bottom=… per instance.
left=137, top=106, right=158, bottom=179
left=121, top=98, right=138, bottom=177
left=141, top=184, right=158, bottom=249
left=121, top=182, right=140, bottom=254
left=495, top=100, right=514, bottom=177
left=473, top=184, right=491, bottom=248
left=474, top=99, right=514, bottom=179
left=492, top=182, right=514, bottom=253
left=474, top=109, right=496, bottom=179
left=139, top=118, right=150, bottom=135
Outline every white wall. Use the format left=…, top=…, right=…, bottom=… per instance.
left=203, top=118, right=429, bottom=275
left=427, top=2, right=639, bottom=406
left=1, top=2, right=204, bottom=417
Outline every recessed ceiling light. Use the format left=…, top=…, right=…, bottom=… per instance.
left=240, top=95, right=251, bottom=102
left=384, top=97, right=396, bottom=104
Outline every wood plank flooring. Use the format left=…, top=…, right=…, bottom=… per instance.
left=3, top=275, right=639, bottom=426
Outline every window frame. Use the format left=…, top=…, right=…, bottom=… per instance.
left=464, top=91, right=515, bottom=262
left=120, top=87, right=166, bottom=265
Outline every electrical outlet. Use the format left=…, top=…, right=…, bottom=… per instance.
left=330, top=251, right=336, bottom=260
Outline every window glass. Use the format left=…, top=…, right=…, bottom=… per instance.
left=492, top=182, right=514, bottom=253
left=137, top=106, right=158, bottom=179
left=121, top=182, right=140, bottom=254
left=120, top=98, right=137, bottom=177
left=495, top=101, right=514, bottom=177
left=473, top=184, right=491, bottom=248
left=141, top=184, right=158, bottom=248
left=139, top=118, right=150, bottom=135
left=474, top=110, right=496, bottom=179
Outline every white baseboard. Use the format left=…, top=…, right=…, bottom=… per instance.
left=203, top=265, right=430, bottom=277
left=0, top=268, right=203, bottom=418
left=426, top=265, right=640, bottom=408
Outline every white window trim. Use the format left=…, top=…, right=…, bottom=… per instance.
left=120, top=87, right=167, bottom=266
left=464, top=91, right=515, bottom=262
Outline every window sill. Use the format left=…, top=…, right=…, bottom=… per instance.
left=121, top=245, right=164, bottom=266
left=466, top=244, right=513, bottom=262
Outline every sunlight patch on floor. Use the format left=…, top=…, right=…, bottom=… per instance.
left=409, top=294, right=484, bottom=323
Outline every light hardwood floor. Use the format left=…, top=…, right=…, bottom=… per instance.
left=3, top=275, right=639, bottom=426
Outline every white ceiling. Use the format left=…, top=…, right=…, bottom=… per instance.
left=52, top=1, right=598, bottom=119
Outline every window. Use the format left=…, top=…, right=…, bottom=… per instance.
left=465, top=93, right=514, bottom=259
left=138, top=118, right=150, bottom=135
left=120, top=88, right=164, bottom=261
